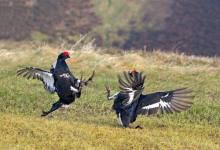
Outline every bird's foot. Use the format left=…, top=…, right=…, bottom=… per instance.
left=41, top=111, right=49, bottom=117
left=135, top=125, right=143, bottom=129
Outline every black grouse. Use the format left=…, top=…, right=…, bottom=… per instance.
left=17, top=51, right=95, bottom=116
left=105, top=70, right=194, bottom=128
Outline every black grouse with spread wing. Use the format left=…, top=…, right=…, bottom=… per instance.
left=105, top=70, right=194, bottom=128
left=17, top=51, right=95, bottom=116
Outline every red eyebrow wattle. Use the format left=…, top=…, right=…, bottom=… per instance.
left=63, top=51, right=69, bottom=56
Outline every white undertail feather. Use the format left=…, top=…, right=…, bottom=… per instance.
left=108, top=92, right=119, bottom=100
left=122, top=87, right=136, bottom=105
left=62, top=105, right=70, bottom=109
left=117, top=113, right=123, bottom=126
left=127, top=90, right=136, bottom=105
left=75, top=79, right=81, bottom=87
left=70, top=86, right=79, bottom=93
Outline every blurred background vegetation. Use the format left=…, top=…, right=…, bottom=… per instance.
left=0, top=0, right=220, bottom=56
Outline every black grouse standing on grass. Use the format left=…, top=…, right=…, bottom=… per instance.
left=17, top=51, right=95, bottom=116
left=105, top=70, right=194, bottom=128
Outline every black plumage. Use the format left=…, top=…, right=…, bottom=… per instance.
left=105, top=70, right=194, bottom=128
left=17, top=51, right=95, bottom=116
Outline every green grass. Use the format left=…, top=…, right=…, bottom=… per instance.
left=0, top=41, right=220, bottom=149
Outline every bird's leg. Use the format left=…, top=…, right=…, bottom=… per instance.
left=105, top=85, right=111, bottom=99
left=105, top=85, right=119, bottom=100
left=81, top=71, right=95, bottom=86
left=76, top=89, right=81, bottom=98
left=41, top=101, right=63, bottom=117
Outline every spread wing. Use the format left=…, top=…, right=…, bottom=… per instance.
left=17, top=67, right=56, bottom=93
left=118, top=71, right=146, bottom=106
left=137, top=88, right=194, bottom=115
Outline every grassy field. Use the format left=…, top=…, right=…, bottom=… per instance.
left=0, top=41, right=220, bottom=149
